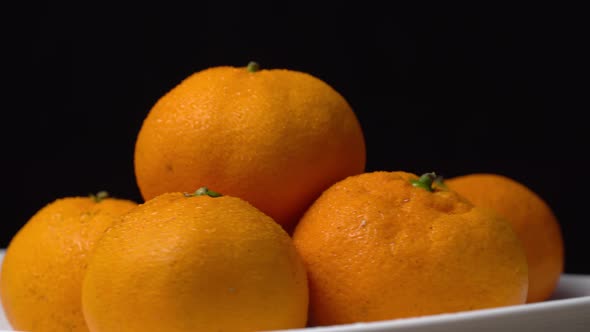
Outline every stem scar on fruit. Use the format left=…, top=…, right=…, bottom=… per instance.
left=410, top=173, right=447, bottom=192
left=89, top=191, right=109, bottom=202
left=184, top=187, right=223, bottom=198
left=247, top=61, right=260, bottom=72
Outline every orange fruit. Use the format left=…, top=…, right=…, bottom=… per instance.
left=134, top=61, right=366, bottom=231
left=0, top=192, right=137, bottom=332
left=81, top=187, right=309, bottom=332
left=292, top=171, right=528, bottom=326
left=445, top=173, right=564, bottom=303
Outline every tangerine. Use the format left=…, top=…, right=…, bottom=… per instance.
left=81, top=188, right=308, bottom=332
left=0, top=192, right=137, bottom=332
left=134, top=62, right=366, bottom=231
left=292, top=171, right=528, bottom=326
left=446, top=173, right=564, bottom=302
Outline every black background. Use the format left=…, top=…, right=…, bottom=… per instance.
left=2, top=3, right=588, bottom=273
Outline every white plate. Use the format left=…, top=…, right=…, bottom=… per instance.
left=0, top=249, right=589, bottom=332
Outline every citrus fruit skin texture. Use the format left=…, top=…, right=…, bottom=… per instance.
left=81, top=192, right=309, bottom=332
left=134, top=64, right=366, bottom=231
left=292, top=171, right=528, bottom=326
left=446, top=173, right=564, bottom=303
left=0, top=196, right=137, bottom=332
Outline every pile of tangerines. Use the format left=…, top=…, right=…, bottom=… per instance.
left=0, top=62, right=563, bottom=332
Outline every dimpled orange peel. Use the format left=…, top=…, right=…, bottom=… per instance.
left=0, top=192, right=137, bottom=332
left=81, top=187, right=309, bottom=332
left=293, top=171, right=528, bottom=326
left=134, top=61, right=366, bottom=232
left=446, top=173, right=564, bottom=302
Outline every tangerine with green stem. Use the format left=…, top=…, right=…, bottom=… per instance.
left=134, top=61, right=366, bottom=231
left=293, top=171, right=528, bottom=326
left=0, top=192, right=137, bottom=332
left=82, top=187, right=308, bottom=332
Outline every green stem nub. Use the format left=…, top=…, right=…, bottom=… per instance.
left=247, top=61, right=260, bottom=72
left=90, top=191, right=109, bottom=202
left=410, top=173, right=438, bottom=192
left=185, top=187, right=222, bottom=198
